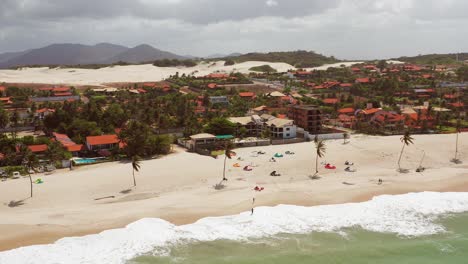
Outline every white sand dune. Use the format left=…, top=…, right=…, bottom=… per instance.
left=0, top=61, right=296, bottom=85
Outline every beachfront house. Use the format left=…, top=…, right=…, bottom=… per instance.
left=53, top=132, right=83, bottom=156
left=85, top=135, right=120, bottom=151
left=265, top=118, right=297, bottom=139
left=228, top=115, right=263, bottom=137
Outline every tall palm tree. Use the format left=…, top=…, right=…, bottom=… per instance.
left=398, top=130, right=414, bottom=171
left=131, top=155, right=141, bottom=187
left=453, top=119, right=461, bottom=163
left=343, top=132, right=349, bottom=144
left=222, top=142, right=234, bottom=181
left=24, top=151, right=39, bottom=198
left=314, top=140, right=326, bottom=175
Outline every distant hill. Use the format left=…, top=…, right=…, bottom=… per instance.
left=0, top=50, right=30, bottom=63
left=225, top=50, right=339, bottom=68
left=392, top=53, right=468, bottom=65
left=0, top=43, right=186, bottom=68
left=103, top=44, right=185, bottom=64
left=205, top=52, right=242, bottom=59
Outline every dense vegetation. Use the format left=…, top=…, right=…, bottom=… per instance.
left=225, top=50, right=339, bottom=68
left=394, top=53, right=468, bottom=65
left=153, top=59, right=197, bottom=67
left=248, top=65, right=277, bottom=73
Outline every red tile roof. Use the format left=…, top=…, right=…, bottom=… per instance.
left=0, top=97, right=12, bottom=104
left=444, top=94, right=459, bottom=99
left=323, top=98, right=339, bottom=104
left=52, top=87, right=70, bottom=92
left=207, top=83, right=217, bottom=89
left=137, top=88, right=147, bottom=93
left=450, top=102, right=464, bottom=108
left=66, top=144, right=83, bottom=152
left=361, top=108, right=380, bottom=115
left=351, top=67, right=360, bottom=72
left=53, top=132, right=76, bottom=147
left=239, top=92, right=255, bottom=97
left=0, top=86, right=5, bottom=92
left=28, top=144, right=48, bottom=153
left=36, top=108, right=55, bottom=113
left=340, top=83, right=353, bottom=87
left=355, top=78, right=370, bottom=84
left=206, top=73, right=229, bottom=79
left=86, top=135, right=120, bottom=146
left=39, top=87, right=54, bottom=91
left=54, top=92, right=73, bottom=96
left=338, top=107, right=355, bottom=114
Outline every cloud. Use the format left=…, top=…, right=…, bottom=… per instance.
left=266, top=0, right=279, bottom=7
left=0, top=0, right=467, bottom=59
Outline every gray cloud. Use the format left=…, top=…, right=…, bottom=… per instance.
left=0, top=0, right=467, bottom=59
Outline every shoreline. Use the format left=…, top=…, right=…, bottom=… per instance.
left=0, top=133, right=467, bottom=252
left=2, top=179, right=468, bottom=252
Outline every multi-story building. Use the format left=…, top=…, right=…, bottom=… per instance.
left=288, top=105, right=322, bottom=133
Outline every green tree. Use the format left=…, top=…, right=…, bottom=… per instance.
left=397, top=130, right=414, bottom=172
left=0, top=106, right=9, bottom=129
left=204, top=118, right=236, bottom=135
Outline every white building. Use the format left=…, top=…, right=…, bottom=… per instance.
left=265, top=118, right=297, bottom=139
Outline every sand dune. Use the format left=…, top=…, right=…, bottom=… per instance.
left=0, top=61, right=295, bottom=85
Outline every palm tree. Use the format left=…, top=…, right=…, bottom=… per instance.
left=222, top=142, right=234, bottom=181
left=314, top=140, right=326, bottom=175
left=23, top=151, right=39, bottom=198
left=397, top=130, right=414, bottom=172
left=453, top=119, right=461, bottom=163
left=131, top=155, right=141, bottom=187
left=343, top=132, right=349, bottom=144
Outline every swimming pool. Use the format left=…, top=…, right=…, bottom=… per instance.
left=73, top=158, right=106, bottom=165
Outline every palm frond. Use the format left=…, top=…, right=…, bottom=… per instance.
left=315, top=140, right=326, bottom=158
left=132, top=155, right=141, bottom=172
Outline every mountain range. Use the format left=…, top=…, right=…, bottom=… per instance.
left=0, top=43, right=186, bottom=68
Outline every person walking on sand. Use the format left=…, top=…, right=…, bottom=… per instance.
left=251, top=208, right=254, bottom=215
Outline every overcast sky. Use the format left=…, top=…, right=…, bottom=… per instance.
left=0, top=0, right=467, bottom=59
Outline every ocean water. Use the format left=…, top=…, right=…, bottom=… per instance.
left=2, top=192, right=468, bottom=264
left=130, top=214, right=468, bottom=264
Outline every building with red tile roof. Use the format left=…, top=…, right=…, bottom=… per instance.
left=207, top=83, right=217, bottom=89
left=54, top=92, right=73, bottom=97
left=339, top=83, right=353, bottom=88
left=28, top=144, right=48, bottom=153
left=0, top=86, right=5, bottom=96
left=86, top=135, right=121, bottom=151
left=338, top=107, right=355, bottom=115
left=0, top=97, right=13, bottom=105
left=52, top=87, right=70, bottom=92
left=205, top=73, right=229, bottom=79
left=239, top=92, right=256, bottom=99
left=323, top=98, right=339, bottom=104
left=355, top=78, right=370, bottom=84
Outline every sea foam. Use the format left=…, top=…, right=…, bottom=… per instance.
left=1, top=192, right=468, bottom=264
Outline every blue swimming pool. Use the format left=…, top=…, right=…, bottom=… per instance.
left=73, top=158, right=105, bottom=165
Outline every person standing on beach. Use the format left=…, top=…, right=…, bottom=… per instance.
left=251, top=208, right=254, bottom=215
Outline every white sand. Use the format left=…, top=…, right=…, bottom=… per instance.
left=0, top=61, right=295, bottom=86
left=0, top=133, right=467, bottom=250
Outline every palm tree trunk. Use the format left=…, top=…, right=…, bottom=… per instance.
left=398, top=144, right=406, bottom=170
left=223, top=155, right=227, bottom=180
left=28, top=173, right=33, bottom=198
left=132, top=168, right=136, bottom=187
left=455, top=132, right=459, bottom=161
left=315, top=154, right=319, bottom=174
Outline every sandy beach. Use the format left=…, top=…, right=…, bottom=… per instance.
left=0, top=133, right=467, bottom=251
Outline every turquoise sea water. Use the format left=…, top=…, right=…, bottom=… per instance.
left=129, top=213, right=468, bottom=264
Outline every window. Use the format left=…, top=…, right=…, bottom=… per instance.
left=286, top=133, right=290, bottom=137
left=286, top=128, right=290, bottom=131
